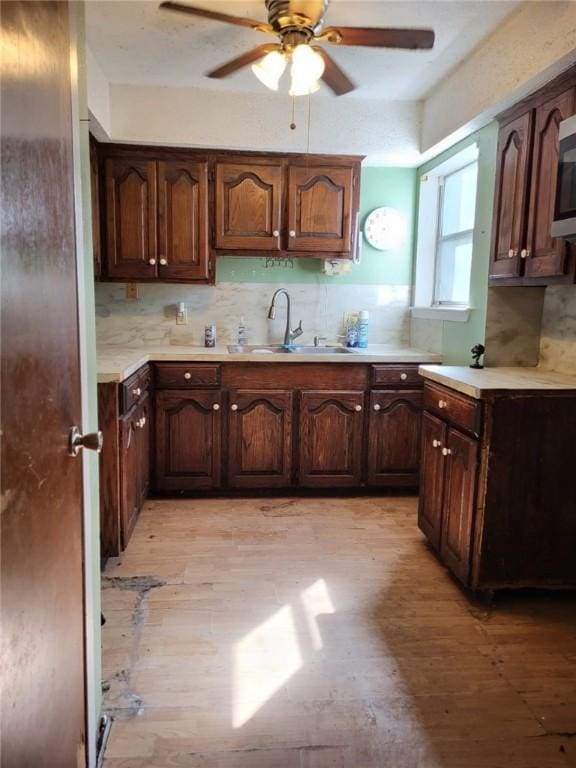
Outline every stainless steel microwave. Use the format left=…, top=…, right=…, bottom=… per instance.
left=552, top=114, right=576, bottom=242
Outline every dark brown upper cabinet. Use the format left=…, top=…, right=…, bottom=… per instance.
left=105, top=157, right=158, bottom=280
left=89, top=138, right=101, bottom=278
left=287, top=165, right=354, bottom=253
left=489, top=67, right=576, bottom=285
left=158, top=160, right=209, bottom=281
left=215, top=162, right=283, bottom=251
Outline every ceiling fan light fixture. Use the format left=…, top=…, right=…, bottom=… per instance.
left=289, top=43, right=325, bottom=96
left=251, top=49, right=287, bottom=91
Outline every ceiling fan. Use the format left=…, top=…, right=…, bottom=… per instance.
left=159, top=0, right=435, bottom=96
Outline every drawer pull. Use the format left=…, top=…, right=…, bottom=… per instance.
left=212, top=403, right=220, bottom=411
left=137, top=416, right=146, bottom=428
left=184, top=372, right=192, bottom=380
left=132, top=387, right=141, bottom=396
left=354, top=404, right=362, bottom=412
left=432, top=439, right=441, bottom=448
left=231, top=404, right=238, bottom=411
left=373, top=404, right=381, bottom=412
left=400, top=373, right=408, bottom=381
left=438, top=399, right=447, bottom=409
left=442, top=447, right=451, bottom=456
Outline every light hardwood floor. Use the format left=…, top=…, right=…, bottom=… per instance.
left=101, top=496, right=576, bottom=767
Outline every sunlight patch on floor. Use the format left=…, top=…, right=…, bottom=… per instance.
left=300, top=578, right=335, bottom=651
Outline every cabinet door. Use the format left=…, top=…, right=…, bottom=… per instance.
left=215, top=162, right=282, bottom=250
left=417, top=411, right=447, bottom=551
left=525, top=88, right=576, bottom=279
left=105, top=156, right=157, bottom=279
left=138, top=393, right=151, bottom=507
left=489, top=112, right=534, bottom=279
left=367, top=390, right=423, bottom=487
left=158, top=160, right=209, bottom=281
left=299, top=390, right=364, bottom=487
left=120, top=406, right=140, bottom=549
left=287, top=165, right=354, bottom=252
left=228, top=390, right=293, bottom=488
left=440, top=428, right=478, bottom=585
left=155, top=390, right=221, bottom=491
left=90, top=139, right=101, bottom=277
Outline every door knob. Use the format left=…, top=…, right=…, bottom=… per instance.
left=69, top=426, right=103, bottom=456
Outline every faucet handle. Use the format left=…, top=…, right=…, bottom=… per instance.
left=292, top=321, right=303, bottom=339
left=314, top=335, right=328, bottom=347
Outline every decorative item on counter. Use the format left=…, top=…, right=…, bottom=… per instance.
left=176, top=301, right=188, bottom=325
left=204, top=324, right=217, bottom=348
left=470, top=343, right=485, bottom=369
left=344, top=312, right=359, bottom=347
left=357, top=310, right=369, bottom=348
left=237, top=317, right=247, bottom=345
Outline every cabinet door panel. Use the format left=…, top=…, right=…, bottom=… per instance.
left=367, top=390, right=422, bottom=486
left=90, top=139, right=101, bottom=277
left=441, top=428, right=478, bottom=585
left=120, top=406, right=140, bottom=548
left=138, top=393, right=151, bottom=507
left=215, top=162, right=282, bottom=250
left=105, top=157, right=157, bottom=279
left=155, top=391, right=221, bottom=490
left=417, top=412, right=447, bottom=550
left=228, top=390, right=293, bottom=488
left=288, top=166, right=354, bottom=252
left=489, top=112, right=533, bottom=279
left=299, top=390, right=364, bottom=487
left=158, top=160, right=209, bottom=280
left=525, top=88, right=575, bottom=279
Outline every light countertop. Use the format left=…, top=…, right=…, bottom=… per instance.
left=419, top=365, right=576, bottom=400
left=97, top=345, right=442, bottom=384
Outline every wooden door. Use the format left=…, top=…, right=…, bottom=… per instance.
left=155, top=390, right=222, bottom=490
left=120, top=405, right=140, bottom=549
left=299, top=390, right=364, bottom=487
left=90, top=137, right=101, bottom=278
left=367, top=390, right=423, bottom=486
left=417, top=412, right=447, bottom=550
left=525, top=88, right=576, bottom=279
left=104, top=155, right=158, bottom=279
left=440, top=428, right=479, bottom=585
left=489, top=111, right=534, bottom=279
left=138, top=392, right=151, bottom=508
left=287, top=165, right=354, bottom=252
left=158, top=159, right=209, bottom=281
left=1, top=2, right=87, bottom=765
left=215, top=162, right=282, bottom=250
left=228, top=390, right=293, bottom=488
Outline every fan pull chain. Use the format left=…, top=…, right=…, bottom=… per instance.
left=306, top=94, right=311, bottom=154
left=290, top=96, right=296, bottom=130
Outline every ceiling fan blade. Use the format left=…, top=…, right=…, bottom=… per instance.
left=207, top=44, right=279, bottom=79
left=314, top=48, right=355, bottom=96
left=159, top=2, right=272, bottom=32
left=322, top=26, right=435, bottom=50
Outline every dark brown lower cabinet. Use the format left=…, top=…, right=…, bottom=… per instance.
left=120, top=392, right=151, bottom=548
left=367, top=390, right=422, bottom=486
left=227, top=390, right=293, bottom=488
left=417, top=411, right=447, bottom=551
left=155, top=390, right=222, bottom=490
left=299, top=390, right=364, bottom=487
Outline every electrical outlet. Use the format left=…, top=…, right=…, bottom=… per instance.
left=126, top=283, right=139, bottom=300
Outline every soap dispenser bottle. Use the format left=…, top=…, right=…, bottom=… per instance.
left=357, top=310, right=369, bottom=348
left=237, top=316, right=247, bottom=345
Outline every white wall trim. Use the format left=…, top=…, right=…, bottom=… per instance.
left=411, top=306, right=470, bottom=323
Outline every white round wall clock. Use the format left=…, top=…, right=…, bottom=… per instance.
left=363, top=207, right=406, bottom=251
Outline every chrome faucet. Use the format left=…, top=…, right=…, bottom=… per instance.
left=267, top=289, right=303, bottom=346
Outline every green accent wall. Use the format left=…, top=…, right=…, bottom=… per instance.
left=216, top=166, right=417, bottom=285
left=417, top=123, right=499, bottom=364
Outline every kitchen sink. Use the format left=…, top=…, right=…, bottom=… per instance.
left=226, top=344, right=357, bottom=355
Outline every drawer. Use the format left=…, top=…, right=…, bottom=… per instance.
left=371, top=365, right=422, bottom=387
left=154, top=363, right=221, bottom=389
left=121, top=370, right=144, bottom=414
left=138, top=364, right=151, bottom=393
left=424, top=382, right=482, bottom=436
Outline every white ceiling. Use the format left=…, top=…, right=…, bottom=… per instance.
left=86, top=0, right=519, bottom=101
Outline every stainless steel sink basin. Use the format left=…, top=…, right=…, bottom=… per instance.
left=227, top=344, right=356, bottom=355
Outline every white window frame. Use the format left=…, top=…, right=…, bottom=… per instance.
left=412, top=143, right=479, bottom=322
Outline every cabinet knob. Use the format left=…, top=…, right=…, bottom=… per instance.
left=354, top=404, right=362, bottom=412
left=231, top=404, right=238, bottom=411
left=520, top=248, right=531, bottom=259
left=138, top=416, right=146, bottom=428
left=432, top=439, right=442, bottom=448
left=159, top=257, right=168, bottom=265
left=400, top=373, right=408, bottom=381
left=438, top=399, right=447, bottom=409
left=289, top=230, right=296, bottom=237
left=149, top=258, right=157, bottom=265
left=373, top=404, right=381, bottom=411
left=442, top=447, right=452, bottom=456
left=212, top=403, right=220, bottom=411
left=184, top=372, right=192, bottom=380
left=272, top=230, right=280, bottom=237
left=132, top=387, right=141, bottom=396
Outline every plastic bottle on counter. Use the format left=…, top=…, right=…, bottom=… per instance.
left=356, top=310, right=369, bottom=348
left=204, top=324, right=217, bottom=348
left=237, top=317, right=247, bottom=345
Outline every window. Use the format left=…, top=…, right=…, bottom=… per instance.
left=412, top=144, right=479, bottom=320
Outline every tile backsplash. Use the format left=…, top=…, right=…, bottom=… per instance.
left=540, top=285, right=576, bottom=373
left=95, top=282, right=411, bottom=348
